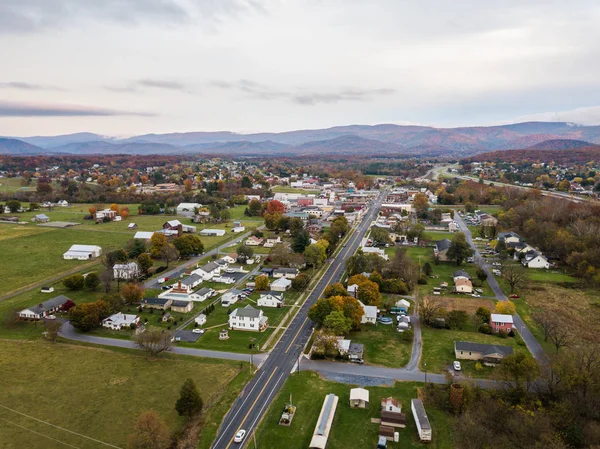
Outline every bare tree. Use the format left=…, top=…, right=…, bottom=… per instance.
left=100, top=269, right=113, bottom=294
left=502, top=264, right=527, bottom=293
left=44, top=320, right=62, bottom=343
left=133, top=328, right=173, bottom=358
left=532, top=310, right=557, bottom=342
left=420, top=297, right=443, bottom=326
left=548, top=321, right=572, bottom=354
left=161, top=243, right=179, bottom=268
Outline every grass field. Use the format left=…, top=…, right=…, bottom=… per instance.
left=422, top=231, right=455, bottom=241
left=0, top=339, right=250, bottom=449
left=0, top=177, right=38, bottom=192
left=348, top=322, right=412, bottom=368
left=271, top=185, right=319, bottom=194
left=256, top=371, right=454, bottom=449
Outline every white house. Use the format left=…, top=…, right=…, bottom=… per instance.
left=273, top=268, right=299, bottom=279
left=193, top=261, right=221, bottom=281
left=257, top=291, right=284, bottom=308
left=228, top=305, right=269, bottom=332
left=19, top=295, right=71, bottom=320
left=221, top=289, right=244, bottom=307
left=452, top=270, right=471, bottom=282
left=102, top=312, right=139, bottom=330
left=57, top=200, right=69, bottom=207
left=113, top=262, right=140, bottom=280
left=263, top=237, right=281, bottom=248
left=271, top=277, right=292, bottom=292
left=347, top=284, right=358, bottom=297
left=245, top=236, right=264, bottom=246
left=63, top=244, right=102, bottom=260
left=195, top=314, right=207, bottom=326
left=521, top=251, right=550, bottom=269
left=358, top=300, right=378, bottom=324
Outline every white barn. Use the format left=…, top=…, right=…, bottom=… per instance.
left=63, top=245, right=102, bottom=260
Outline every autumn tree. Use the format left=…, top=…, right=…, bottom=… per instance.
left=254, top=274, right=270, bottom=291
left=44, top=320, right=63, bottom=343
left=475, top=306, right=491, bottom=323
left=68, top=300, right=111, bottom=331
left=446, top=232, right=474, bottom=266
left=548, top=319, right=572, bottom=353
left=266, top=200, right=285, bottom=215
left=494, top=300, right=516, bottom=316
left=120, top=207, right=130, bottom=219
left=413, top=193, right=429, bottom=212
left=304, top=243, right=327, bottom=269
left=137, top=253, right=153, bottom=275
left=127, top=410, right=171, bottom=449
left=269, top=244, right=289, bottom=265
left=323, top=311, right=352, bottom=336
left=324, top=283, right=349, bottom=298
left=88, top=206, right=97, bottom=218
left=160, top=243, right=179, bottom=267
left=133, top=328, right=173, bottom=358
left=84, top=272, right=100, bottom=291
left=122, top=283, right=145, bottom=305
left=495, top=352, right=538, bottom=391
left=502, top=265, right=527, bottom=293
left=420, top=297, right=443, bottom=326
left=150, top=233, right=168, bottom=259
left=308, top=295, right=363, bottom=329
left=173, top=234, right=204, bottom=258
left=175, top=378, right=203, bottom=419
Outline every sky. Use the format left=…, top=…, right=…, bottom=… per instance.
left=1, top=0, right=600, bottom=137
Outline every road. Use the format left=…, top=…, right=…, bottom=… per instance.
left=453, top=212, right=547, bottom=363
left=211, top=190, right=386, bottom=449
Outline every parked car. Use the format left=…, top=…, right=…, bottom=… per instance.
left=192, top=329, right=205, bottom=334
left=453, top=361, right=462, bottom=371
left=475, top=288, right=483, bottom=293
left=350, top=358, right=364, bottom=364
left=234, top=430, right=246, bottom=443
left=161, top=285, right=171, bottom=290
left=509, top=294, right=520, bottom=299
left=46, top=315, right=56, bottom=320
left=471, top=293, right=481, bottom=298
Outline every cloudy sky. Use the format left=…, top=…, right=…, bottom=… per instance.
left=1, top=0, right=600, bottom=136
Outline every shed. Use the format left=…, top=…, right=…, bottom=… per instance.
left=349, top=388, right=369, bottom=408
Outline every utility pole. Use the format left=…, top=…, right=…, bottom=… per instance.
left=249, top=337, right=256, bottom=373
left=424, top=362, right=428, bottom=383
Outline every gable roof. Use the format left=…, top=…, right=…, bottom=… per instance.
left=171, top=300, right=191, bottom=308
left=455, top=341, right=514, bottom=357
left=181, top=274, right=202, bottom=286
left=23, top=295, right=71, bottom=315
left=199, top=261, right=220, bottom=273
left=195, top=287, right=213, bottom=296
left=260, top=291, right=284, bottom=299
left=490, top=314, right=514, bottom=324
left=142, top=297, right=170, bottom=306
left=435, top=239, right=451, bottom=252
left=453, top=270, right=471, bottom=279
left=498, top=231, right=522, bottom=242
left=232, top=305, right=262, bottom=318
left=455, top=278, right=472, bottom=287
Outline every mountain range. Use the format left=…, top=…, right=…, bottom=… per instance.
left=2, top=122, right=600, bottom=157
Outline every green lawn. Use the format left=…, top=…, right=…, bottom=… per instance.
left=0, top=177, right=39, bottom=192
left=271, top=185, right=320, bottom=194
left=420, top=324, right=529, bottom=378
left=422, top=231, right=455, bottom=241
left=256, top=371, right=454, bottom=449
left=0, top=339, right=250, bottom=449
left=348, top=322, right=412, bottom=368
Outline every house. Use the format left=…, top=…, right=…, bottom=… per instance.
left=113, top=262, right=140, bottom=280
left=273, top=267, right=299, bottom=279
left=128, top=223, right=138, bottom=230
left=171, top=300, right=193, bottom=313
left=358, top=300, right=377, bottom=324
left=381, top=397, right=402, bottom=413
left=162, top=312, right=172, bottom=322
left=448, top=221, right=459, bottom=232
left=434, top=239, right=451, bottom=262
left=176, top=202, right=201, bottom=217
left=336, top=338, right=351, bottom=356
left=453, top=270, right=471, bottom=281
left=348, top=343, right=364, bottom=361
left=490, top=314, right=515, bottom=333
left=193, top=261, right=221, bottom=281
left=498, top=232, right=522, bottom=245
left=141, top=297, right=172, bottom=310
left=245, top=236, right=264, bottom=246
left=263, top=237, right=281, bottom=248
left=454, top=278, right=473, bottom=294
left=228, top=305, right=269, bottom=331
left=63, top=244, right=102, bottom=260
left=454, top=341, right=514, bottom=366
left=257, top=291, right=284, bottom=308
left=521, top=251, right=550, bottom=269
left=95, top=209, right=117, bottom=222
left=31, top=213, right=50, bottom=223
left=163, top=219, right=183, bottom=236
left=232, top=222, right=245, bottom=233
left=195, top=314, right=207, bottom=326
left=57, top=200, right=69, bottom=207
left=200, top=229, right=226, bottom=237
left=102, top=312, right=139, bottom=330
left=380, top=410, right=407, bottom=429
left=479, top=213, right=498, bottom=227
left=41, top=286, right=54, bottom=293
left=193, top=287, right=214, bottom=302
left=134, top=231, right=155, bottom=240
left=411, top=399, right=432, bottom=442
left=18, top=295, right=71, bottom=320
left=361, top=246, right=389, bottom=260
left=180, top=274, right=203, bottom=291
left=349, top=388, right=369, bottom=408
left=221, top=254, right=237, bottom=264
left=260, top=268, right=274, bottom=277
left=309, top=394, right=339, bottom=449
left=221, top=289, right=244, bottom=306
left=347, top=284, right=358, bottom=297
left=271, top=277, right=292, bottom=292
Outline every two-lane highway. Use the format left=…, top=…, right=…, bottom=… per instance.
left=211, top=190, right=386, bottom=449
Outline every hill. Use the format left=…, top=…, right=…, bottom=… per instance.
left=467, top=145, right=600, bottom=164
left=0, top=138, right=44, bottom=155
left=524, top=139, right=598, bottom=151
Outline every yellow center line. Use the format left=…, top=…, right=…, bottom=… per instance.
left=224, top=367, right=279, bottom=449
left=285, top=317, right=309, bottom=353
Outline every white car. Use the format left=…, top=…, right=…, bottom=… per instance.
left=471, top=293, right=481, bottom=298
left=453, top=361, right=462, bottom=371
left=234, top=429, right=246, bottom=443
left=192, top=328, right=205, bottom=334
left=45, top=315, right=56, bottom=320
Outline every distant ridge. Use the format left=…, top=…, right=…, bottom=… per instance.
left=524, top=139, right=598, bottom=151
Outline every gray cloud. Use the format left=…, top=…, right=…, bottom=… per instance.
left=210, top=79, right=394, bottom=105
left=0, top=0, right=264, bottom=34
left=0, top=101, right=155, bottom=117
left=104, top=78, right=194, bottom=94
left=0, top=81, right=65, bottom=91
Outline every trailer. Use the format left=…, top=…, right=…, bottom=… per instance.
left=411, top=398, right=432, bottom=442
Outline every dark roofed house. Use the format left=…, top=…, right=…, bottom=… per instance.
left=273, top=267, right=299, bottom=279
left=380, top=410, right=407, bottom=429
left=348, top=343, right=364, bottom=361
left=19, top=295, right=71, bottom=320
left=141, top=297, right=172, bottom=310
left=453, top=270, right=471, bottom=280
left=454, top=341, right=513, bottom=366
left=434, top=238, right=452, bottom=262
left=171, top=300, right=193, bottom=313
left=498, top=232, right=522, bottom=244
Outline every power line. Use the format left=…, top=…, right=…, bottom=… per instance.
left=0, top=404, right=122, bottom=449
left=0, top=415, right=81, bottom=449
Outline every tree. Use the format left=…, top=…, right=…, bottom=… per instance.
left=304, top=243, right=327, bottom=268
left=292, top=230, right=310, bottom=253
left=494, top=300, right=516, bottom=315
left=247, top=199, right=261, bottom=216
left=413, top=193, right=429, bottom=212
left=132, top=328, right=173, bottom=358
left=120, top=207, right=130, bottom=219
left=385, top=250, right=419, bottom=288
left=292, top=273, right=310, bottom=291
left=122, top=283, right=145, bottom=305
left=127, top=410, right=170, bottom=449
left=102, top=293, right=124, bottom=312
left=269, top=244, right=289, bottom=265
left=173, top=234, right=204, bottom=258
left=100, top=269, right=113, bottom=293
left=308, top=295, right=363, bottom=329
left=175, top=378, right=203, bottom=418
left=447, top=310, right=469, bottom=329
left=476, top=267, right=488, bottom=283
left=84, top=272, right=100, bottom=290
left=44, top=320, right=62, bottom=343
left=446, top=232, right=474, bottom=266
left=532, top=310, right=556, bottom=342
left=127, top=239, right=148, bottom=259
left=5, top=200, right=21, bottom=212
left=323, top=311, right=352, bottom=336
left=150, top=233, right=168, bottom=259
left=266, top=200, right=285, bottom=215
left=420, top=297, right=443, bottom=326
left=324, top=283, right=349, bottom=298
left=137, top=253, right=153, bottom=275
left=548, top=320, right=572, bottom=353
left=102, top=249, right=128, bottom=269
left=160, top=243, right=179, bottom=267
left=371, top=227, right=391, bottom=245
left=496, top=352, right=538, bottom=391
left=63, top=274, right=85, bottom=290
left=254, top=274, right=270, bottom=291
left=423, top=262, right=433, bottom=276
left=357, top=280, right=382, bottom=307
left=502, top=265, right=527, bottom=293
left=68, top=300, right=111, bottom=331
left=88, top=206, right=97, bottom=218
left=237, top=244, right=254, bottom=262
left=475, top=306, right=491, bottom=323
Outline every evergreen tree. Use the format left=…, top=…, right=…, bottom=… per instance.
left=175, top=378, right=203, bottom=418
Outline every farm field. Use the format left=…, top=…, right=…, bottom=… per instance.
left=0, top=339, right=250, bottom=449
left=256, top=371, right=453, bottom=449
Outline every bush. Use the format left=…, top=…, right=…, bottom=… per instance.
left=514, top=334, right=526, bottom=346
left=498, top=330, right=508, bottom=339
left=155, top=266, right=167, bottom=274
left=63, top=274, right=85, bottom=290
left=417, top=276, right=428, bottom=285
left=478, top=323, right=492, bottom=334
left=84, top=272, right=100, bottom=290
left=475, top=362, right=483, bottom=371
left=508, top=329, right=515, bottom=337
